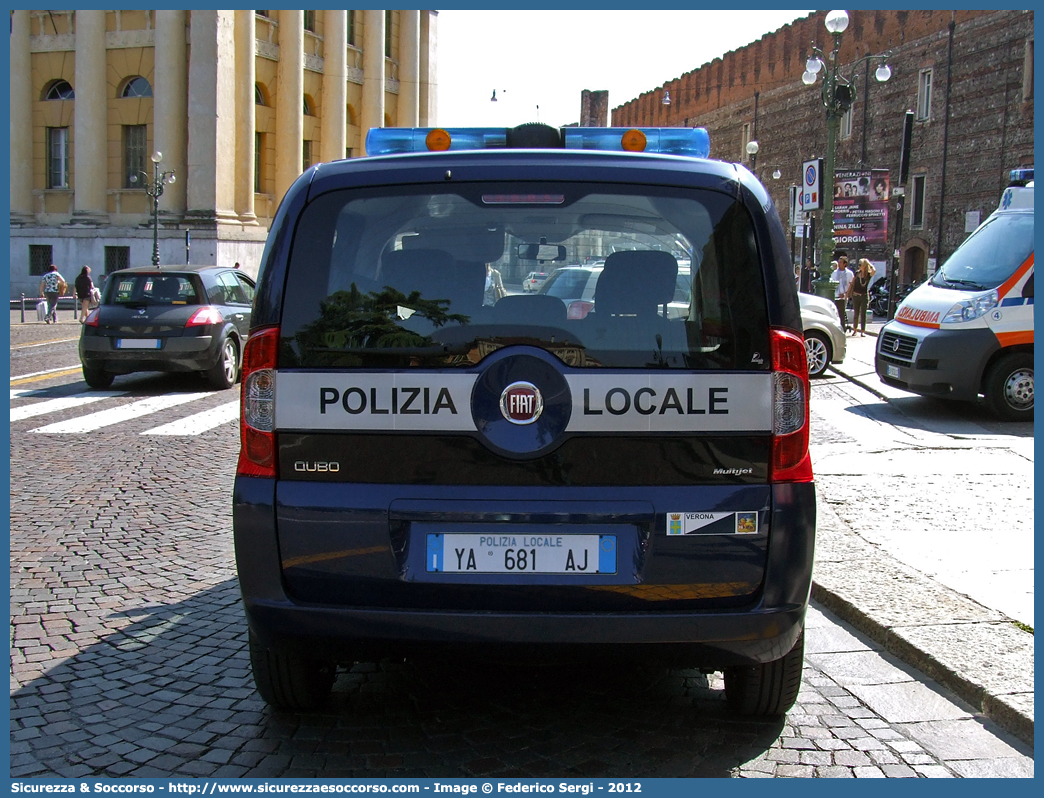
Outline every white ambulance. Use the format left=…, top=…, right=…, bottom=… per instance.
left=875, top=168, right=1033, bottom=420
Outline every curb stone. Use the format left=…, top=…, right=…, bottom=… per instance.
left=811, top=496, right=1034, bottom=746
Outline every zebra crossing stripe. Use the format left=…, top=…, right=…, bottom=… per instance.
left=10, top=391, right=129, bottom=422
left=142, top=401, right=239, bottom=436
left=30, top=392, right=213, bottom=434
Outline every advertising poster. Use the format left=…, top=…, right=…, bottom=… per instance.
left=832, top=168, right=890, bottom=247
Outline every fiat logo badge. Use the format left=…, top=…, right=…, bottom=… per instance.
left=499, top=381, right=543, bottom=425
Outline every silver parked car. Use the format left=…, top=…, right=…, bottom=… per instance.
left=798, top=292, right=846, bottom=378
left=667, top=268, right=845, bottom=378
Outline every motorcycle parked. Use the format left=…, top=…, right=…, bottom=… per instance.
left=870, top=280, right=920, bottom=316
left=869, top=280, right=890, bottom=316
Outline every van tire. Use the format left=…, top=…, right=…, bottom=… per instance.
left=724, top=631, right=804, bottom=717
left=984, top=352, right=1033, bottom=421
left=248, top=631, right=336, bottom=710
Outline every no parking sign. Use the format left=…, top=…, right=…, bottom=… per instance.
left=801, top=158, right=823, bottom=211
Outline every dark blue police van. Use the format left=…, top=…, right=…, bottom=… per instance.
left=233, top=123, right=815, bottom=716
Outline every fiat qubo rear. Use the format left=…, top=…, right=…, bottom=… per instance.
left=234, top=124, right=815, bottom=716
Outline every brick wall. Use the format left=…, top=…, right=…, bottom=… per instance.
left=580, top=89, right=609, bottom=127
left=613, top=10, right=1034, bottom=279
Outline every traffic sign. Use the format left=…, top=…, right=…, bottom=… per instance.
left=801, top=158, right=823, bottom=211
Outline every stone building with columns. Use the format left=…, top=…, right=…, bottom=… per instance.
left=9, top=9, right=438, bottom=298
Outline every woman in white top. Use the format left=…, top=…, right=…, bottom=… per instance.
left=39, top=264, right=67, bottom=324
left=831, top=256, right=854, bottom=333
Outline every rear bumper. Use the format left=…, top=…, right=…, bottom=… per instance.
left=79, top=334, right=219, bottom=373
left=243, top=598, right=806, bottom=667
left=233, top=477, right=815, bottom=667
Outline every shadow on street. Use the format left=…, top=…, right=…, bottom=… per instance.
left=12, top=580, right=786, bottom=778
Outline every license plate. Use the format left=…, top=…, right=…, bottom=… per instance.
left=426, top=533, right=616, bottom=574
left=887, top=364, right=900, bottom=378
left=116, top=338, right=161, bottom=350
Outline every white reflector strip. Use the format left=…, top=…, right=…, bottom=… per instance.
left=274, top=372, right=773, bottom=433
left=565, top=373, right=773, bottom=433
left=142, top=400, right=239, bottom=436
left=275, top=373, right=480, bottom=431
left=31, top=392, right=212, bottom=434
left=10, top=391, right=128, bottom=422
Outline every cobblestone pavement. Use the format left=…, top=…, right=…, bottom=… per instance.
left=8, top=328, right=1034, bottom=779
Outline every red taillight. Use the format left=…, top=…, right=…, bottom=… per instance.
left=237, top=326, right=280, bottom=479
left=769, top=327, right=813, bottom=483
left=567, top=300, right=594, bottom=320
left=84, top=309, right=100, bottom=327
left=187, top=306, right=224, bottom=327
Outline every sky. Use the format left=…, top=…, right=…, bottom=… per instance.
left=436, top=10, right=814, bottom=129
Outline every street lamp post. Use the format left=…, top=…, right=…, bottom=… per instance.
left=802, top=10, right=891, bottom=273
left=131, top=151, right=176, bottom=266
left=745, top=139, right=760, bottom=172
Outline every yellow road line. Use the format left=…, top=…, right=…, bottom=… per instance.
left=11, top=336, right=79, bottom=349
left=10, top=367, right=83, bottom=386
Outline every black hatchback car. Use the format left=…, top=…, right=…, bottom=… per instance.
left=79, top=264, right=255, bottom=389
left=234, top=124, right=814, bottom=717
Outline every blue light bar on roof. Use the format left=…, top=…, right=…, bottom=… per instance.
left=366, top=128, right=508, bottom=157
left=1009, top=167, right=1034, bottom=185
left=365, top=125, right=711, bottom=159
left=564, top=127, right=710, bottom=159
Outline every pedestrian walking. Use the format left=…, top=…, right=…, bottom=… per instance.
left=802, top=257, right=816, bottom=292
left=483, top=262, right=506, bottom=307
left=39, top=263, right=67, bottom=324
left=74, top=265, right=95, bottom=322
left=831, top=255, right=853, bottom=333
left=850, top=258, right=876, bottom=336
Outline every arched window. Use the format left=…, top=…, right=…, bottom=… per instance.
left=44, top=80, right=75, bottom=101
left=255, top=83, right=268, bottom=106
left=303, top=94, right=315, bottom=116
left=121, top=77, right=153, bottom=98
left=346, top=104, right=357, bottom=127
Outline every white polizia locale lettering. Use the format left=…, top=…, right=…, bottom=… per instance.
left=273, top=372, right=774, bottom=433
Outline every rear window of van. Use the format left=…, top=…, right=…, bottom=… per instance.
left=278, top=183, right=769, bottom=370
